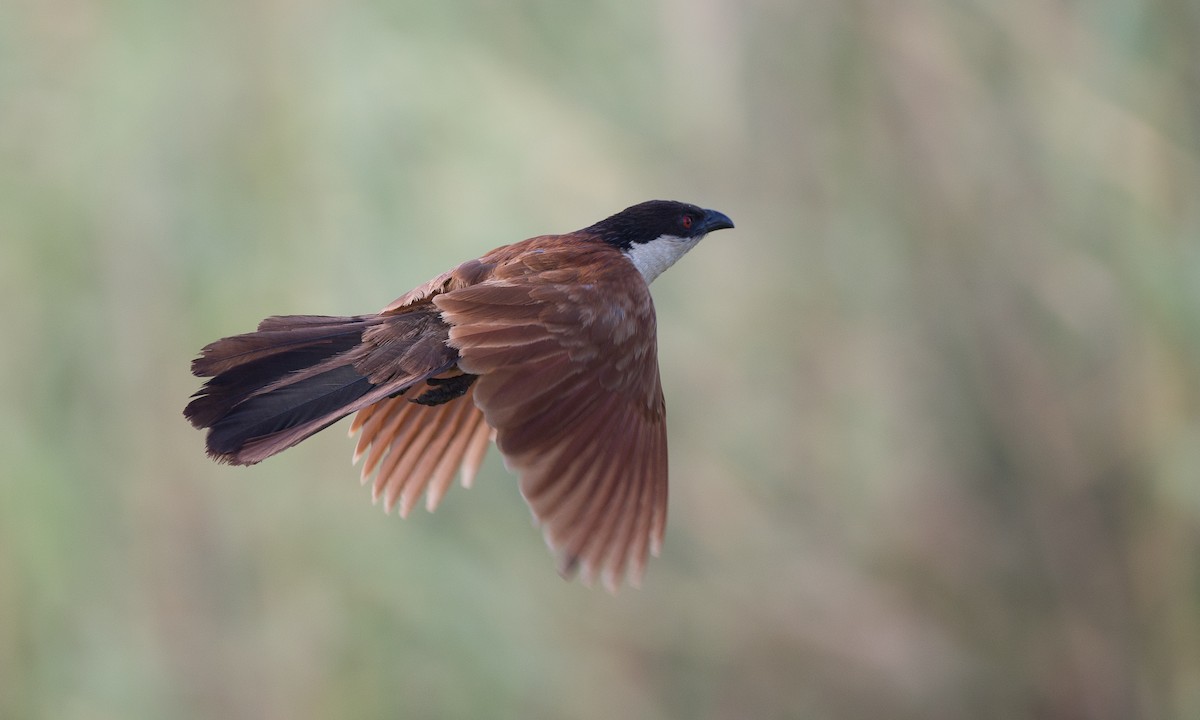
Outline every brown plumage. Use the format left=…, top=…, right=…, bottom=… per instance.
left=185, top=200, right=734, bottom=590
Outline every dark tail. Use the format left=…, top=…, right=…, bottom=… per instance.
left=184, top=314, right=447, bottom=465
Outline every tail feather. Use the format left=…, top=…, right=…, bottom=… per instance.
left=185, top=340, right=365, bottom=428
left=191, top=315, right=374, bottom=377
left=185, top=312, right=455, bottom=465
left=185, top=315, right=371, bottom=429
left=204, top=365, right=375, bottom=461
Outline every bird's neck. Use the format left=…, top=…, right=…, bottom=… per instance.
left=622, top=234, right=704, bottom=284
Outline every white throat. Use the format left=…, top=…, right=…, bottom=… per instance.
left=622, top=233, right=705, bottom=284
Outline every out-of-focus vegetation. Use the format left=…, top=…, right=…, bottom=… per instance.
left=2, top=0, right=1198, bottom=718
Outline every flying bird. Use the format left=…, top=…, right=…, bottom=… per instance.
left=185, top=200, right=734, bottom=590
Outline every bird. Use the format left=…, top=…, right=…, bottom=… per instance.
left=184, top=199, right=734, bottom=591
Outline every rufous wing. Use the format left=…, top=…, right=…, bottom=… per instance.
left=434, top=255, right=668, bottom=591
left=348, top=387, right=493, bottom=519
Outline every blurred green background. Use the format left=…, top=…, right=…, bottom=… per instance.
left=2, top=0, right=1199, bottom=718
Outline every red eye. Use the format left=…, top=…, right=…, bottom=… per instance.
left=681, top=214, right=693, bottom=230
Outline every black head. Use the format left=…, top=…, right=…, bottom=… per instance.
left=585, top=200, right=735, bottom=250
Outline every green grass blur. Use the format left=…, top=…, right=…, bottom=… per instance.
left=2, top=1, right=1198, bottom=718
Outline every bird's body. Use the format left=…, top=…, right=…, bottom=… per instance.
left=185, top=200, right=733, bottom=590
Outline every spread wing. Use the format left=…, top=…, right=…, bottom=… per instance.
left=340, top=246, right=518, bottom=526
left=348, top=386, right=493, bottom=518
left=433, top=247, right=668, bottom=591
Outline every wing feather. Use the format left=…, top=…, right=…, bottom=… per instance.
left=434, top=244, right=668, bottom=590
left=348, top=401, right=377, bottom=438
left=597, top=418, right=647, bottom=590
left=350, top=386, right=490, bottom=517
left=625, top=422, right=664, bottom=587
left=555, top=400, right=633, bottom=575
left=396, top=398, right=468, bottom=516
left=424, top=398, right=482, bottom=510
left=377, top=407, right=443, bottom=514
left=365, top=399, right=418, bottom=481
left=370, top=407, right=418, bottom=484
left=459, top=418, right=495, bottom=488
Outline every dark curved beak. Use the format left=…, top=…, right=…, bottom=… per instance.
left=698, top=208, right=735, bottom=234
